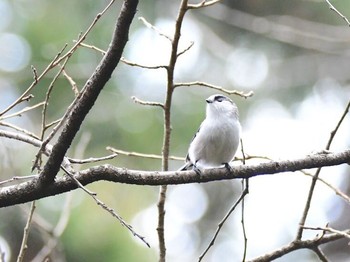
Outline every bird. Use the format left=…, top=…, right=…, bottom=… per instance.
left=179, top=94, right=241, bottom=174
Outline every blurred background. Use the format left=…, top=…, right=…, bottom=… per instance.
left=0, top=0, right=349, bottom=261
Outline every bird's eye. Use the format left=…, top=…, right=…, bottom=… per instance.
left=216, top=97, right=224, bottom=102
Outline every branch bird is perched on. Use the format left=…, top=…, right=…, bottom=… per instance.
left=180, top=94, right=241, bottom=174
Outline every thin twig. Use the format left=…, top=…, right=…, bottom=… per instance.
left=31, top=65, right=38, bottom=83
left=241, top=179, right=249, bottom=262
left=131, top=96, right=165, bottom=108
left=303, top=225, right=350, bottom=240
left=107, top=146, right=184, bottom=161
left=138, top=16, right=173, bottom=41
left=174, top=81, right=254, bottom=98
left=0, top=44, right=67, bottom=117
left=17, top=201, right=36, bottom=262
left=33, top=57, right=75, bottom=172
left=0, top=102, right=45, bottom=121
left=199, top=185, right=249, bottom=261
left=68, top=153, right=119, bottom=164
left=0, top=121, right=39, bottom=139
left=50, top=0, right=117, bottom=68
left=240, top=139, right=248, bottom=261
left=122, top=57, right=168, bottom=69
left=31, top=193, right=73, bottom=262
left=45, top=118, right=62, bottom=129
left=325, top=0, right=350, bottom=26
left=32, top=85, right=85, bottom=172
left=0, top=175, right=38, bottom=186
left=78, top=42, right=168, bottom=69
left=326, top=100, right=350, bottom=149
left=187, top=0, right=223, bottom=9
left=312, top=247, right=329, bottom=262
left=62, top=68, right=79, bottom=96
left=41, top=58, right=70, bottom=136
left=301, top=170, right=350, bottom=205
left=33, top=132, right=89, bottom=261
left=61, top=166, right=150, bottom=248
left=177, top=41, right=194, bottom=57
left=77, top=42, right=106, bottom=55
left=296, top=100, right=350, bottom=240
left=0, top=129, right=73, bottom=172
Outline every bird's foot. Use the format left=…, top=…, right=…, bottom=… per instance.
left=223, top=163, right=233, bottom=173
left=193, top=164, right=202, bottom=176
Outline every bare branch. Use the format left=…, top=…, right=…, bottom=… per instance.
left=41, top=57, right=70, bottom=138
left=199, top=182, right=249, bottom=261
left=51, top=0, right=117, bottom=67
left=0, top=102, right=45, bottom=121
left=31, top=65, right=38, bottom=83
left=78, top=42, right=168, bottom=69
left=157, top=0, right=190, bottom=259
left=177, top=41, right=194, bottom=57
left=301, top=170, right=350, bottom=205
left=303, top=225, right=350, bottom=240
left=296, top=100, right=350, bottom=240
left=77, top=42, right=106, bottom=55
left=131, top=96, right=164, bottom=108
left=62, top=68, right=79, bottom=96
left=68, top=154, right=119, bottom=164
left=17, top=201, right=36, bottom=262
left=174, top=81, right=254, bottom=98
left=121, top=57, right=168, bottom=69
left=37, top=0, right=139, bottom=185
left=312, top=247, right=329, bottom=262
left=0, top=44, right=67, bottom=117
left=0, top=130, right=72, bottom=172
left=138, top=16, right=173, bottom=41
left=107, top=146, right=185, bottom=161
left=0, top=121, right=39, bottom=139
left=61, top=166, right=150, bottom=247
left=0, top=149, right=349, bottom=207
left=0, top=175, right=38, bottom=187
left=327, top=100, right=350, bottom=149
left=241, top=179, right=249, bottom=261
left=187, top=0, right=223, bottom=9
left=325, top=0, right=350, bottom=26
left=248, top=230, right=350, bottom=262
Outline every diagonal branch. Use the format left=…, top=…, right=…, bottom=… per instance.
left=296, top=100, right=350, bottom=240
left=37, top=0, right=139, bottom=185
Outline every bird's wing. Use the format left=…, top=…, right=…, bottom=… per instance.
left=181, top=121, right=204, bottom=170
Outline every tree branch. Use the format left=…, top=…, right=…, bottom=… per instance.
left=0, top=150, right=349, bottom=207
left=37, top=0, right=139, bottom=185
left=248, top=230, right=350, bottom=262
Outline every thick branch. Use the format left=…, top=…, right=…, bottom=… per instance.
left=38, top=0, right=138, bottom=185
left=0, top=150, right=349, bottom=207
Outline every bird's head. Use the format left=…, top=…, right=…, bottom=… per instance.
left=205, top=94, right=239, bottom=120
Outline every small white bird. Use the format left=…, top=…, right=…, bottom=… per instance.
left=180, top=94, right=241, bottom=173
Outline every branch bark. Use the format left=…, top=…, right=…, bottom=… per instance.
left=1, top=149, right=349, bottom=207
left=248, top=230, right=350, bottom=262
left=38, top=0, right=139, bottom=185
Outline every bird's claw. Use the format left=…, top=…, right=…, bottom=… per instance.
left=224, top=163, right=233, bottom=173
left=193, top=164, right=202, bottom=176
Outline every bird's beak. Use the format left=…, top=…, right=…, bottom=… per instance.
left=206, top=98, right=213, bottom=104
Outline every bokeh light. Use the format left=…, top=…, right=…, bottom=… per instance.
left=0, top=33, right=31, bottom=72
